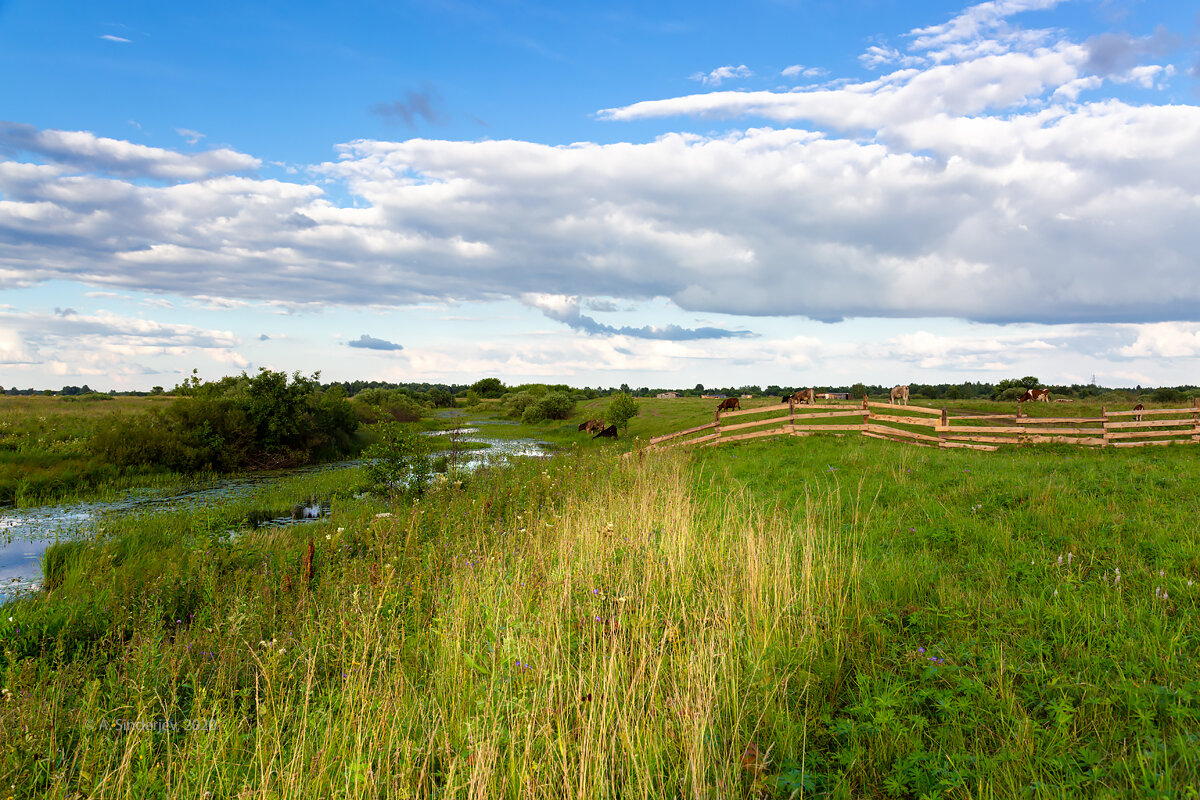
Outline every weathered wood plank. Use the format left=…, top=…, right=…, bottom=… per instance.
left=942, top=434, right=1021, bottom=444
left=862, top=430, right=937, bottom=448
left=1014, top=417, right=1105, bottom=424
left=789, top=410, right=869, bottom=421
left=1110, top=439, right=1197, bottom=448
left=1105, top=418, right=1197, bottom=430
left=940, top=441, right=999, bottom=451
left=937, top=425, right=1099, bottom=435
left=866, top=424, right=943, bottom=443
left=719, top=415, right=794, bottom=434
left=715, top=404, right=791, bottom=419
left=951, top=414, right=1018, bottom=420
left=790, top=424, right=867, bottom=432
left=868, top=413, right=940, bottom=427
left=649, top=421, right=717, bottom=444
left=1104, top=430, right=1196, bottom=440
left=1022, top=435, right=1105, bottom=445
left=865, top=402, right=943, bottom=416
left=1105, top=407, right=1198, bottom=418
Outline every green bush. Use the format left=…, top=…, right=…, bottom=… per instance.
left=90, top=370, right=359, bottom=473
left=606, top=392, right=640, bottom=433
left=363, top=424, right=432, bottom=497
left=1151, top=386, right=1185, bottom=403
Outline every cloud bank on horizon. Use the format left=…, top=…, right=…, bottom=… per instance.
left=1, top=0, right=1199, bottom=387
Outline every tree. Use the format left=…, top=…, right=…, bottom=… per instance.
left=850, top=382, right=867, bottom=399
left=606, top=392, right=640, bottom=434
left=469, top=377, right=506, bottom=398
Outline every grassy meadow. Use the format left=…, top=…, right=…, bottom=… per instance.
left=0, top=395, right=182, bottom=507
left=2, top=407, right=1199, bottom=797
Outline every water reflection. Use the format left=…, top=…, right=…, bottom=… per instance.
left=0, top=427, right=549, bottom=601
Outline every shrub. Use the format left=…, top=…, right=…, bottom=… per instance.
left=607, top=392, right=640, bottom=433
left=363, top=424, right=432, bottom=497
left=90, top=370, right=358, bottom=473
left=1151, top=387, right=1184, bottom=403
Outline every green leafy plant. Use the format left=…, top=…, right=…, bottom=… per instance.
left=363, top=423, right=432, bottom=497
left=606, top=391, right=639, bottom=433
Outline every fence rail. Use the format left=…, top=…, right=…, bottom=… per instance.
left=643, top=397, right=1200, bottom=452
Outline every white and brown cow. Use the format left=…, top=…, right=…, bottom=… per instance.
left=1018, top=388, right=1051, bottom=403
left=1134, top=402, right=1145, bottom=422
left=890, top=385, right=909, bottom=405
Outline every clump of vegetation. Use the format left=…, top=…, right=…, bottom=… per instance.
left=349, top=387, right=429, bottom=423
left=362, top=423, right=433, bottom=497
left=606, top=391, right=640, bottom=432
left=498, top=385, right=576, bottom=423
left=90, top=369, right=360, bottom=473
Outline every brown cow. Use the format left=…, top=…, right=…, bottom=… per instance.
left=890, top=385, right=909, bottom=405
left=716, top=397, right=740, bottom=411
left=788, top=388, right=815, bottom=405
left=592, top=424, right=618, bottom=439
left=1134, top=402, right=1144, bottom=422
left=1018, top=388, right=1050, bottom=403
left=578, top=419, right=606, bottom=433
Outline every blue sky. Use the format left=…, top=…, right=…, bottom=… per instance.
left=2, top=0, right=1199, bottom=390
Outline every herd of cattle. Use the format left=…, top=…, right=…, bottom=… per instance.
left=578, top=419, right=617, bottom=439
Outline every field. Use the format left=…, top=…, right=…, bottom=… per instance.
left=2, top=413, right=1198, bottom=798
left=0, top=395, right=182, bottom=506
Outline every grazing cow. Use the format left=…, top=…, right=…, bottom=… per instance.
left=1134, top=402, right=1144, bottom=422
left=788, top=388, right=815, bottom=405
left=578, top=418, right=606, bottom=433
left=592, top=424, right=618, bottom=439
left=890, top=385, right=909, bottom=405
left=1018, top=388, right=1051, bottom=403
left=716, top=397, right=740, bottom=411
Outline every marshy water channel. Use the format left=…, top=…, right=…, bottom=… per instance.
left=0, top=425, right=550, bottom=600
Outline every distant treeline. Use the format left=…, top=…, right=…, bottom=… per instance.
left=4, top=376, right=1198, bottom=403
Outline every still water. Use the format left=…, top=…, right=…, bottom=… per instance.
left=0, top=427, right=549, bottom=600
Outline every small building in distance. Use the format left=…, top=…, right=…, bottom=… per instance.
left=656, top=392, right=679, bottom=399
left=819, top=392, right=851, bottom=400
left=701, top=394, right=725, bottom=399
left=741, top=394, right=753, bottom=399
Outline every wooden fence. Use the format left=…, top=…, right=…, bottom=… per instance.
left=646, top=398, right=1200, bottom=452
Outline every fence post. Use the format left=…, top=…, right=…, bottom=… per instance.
left=1102, top=406, right=1109, bottom=446
left=940, top=408, right=948, bottom=446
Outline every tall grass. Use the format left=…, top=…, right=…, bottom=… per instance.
left=1, top=439, right=1197, bottom=797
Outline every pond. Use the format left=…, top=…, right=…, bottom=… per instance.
left=0, top=427, right=550, bottom=601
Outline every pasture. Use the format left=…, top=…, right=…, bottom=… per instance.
left=2, top=426, right=1197, bottom=797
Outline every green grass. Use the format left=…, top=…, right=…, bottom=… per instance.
left=1, top=430, right=1198, bottom=797
left=0, top=395, right=181, bottom=506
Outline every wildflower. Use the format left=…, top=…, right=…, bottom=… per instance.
left=1067, top=552, right=1073, bottom=565
left=1057, top=555, right=1063, bottom=566
left=1053, top=590, right=1058, bottom=597
left=337, top=527, right=345, bottom=534
left=374, top=513, right=392, bottom=519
